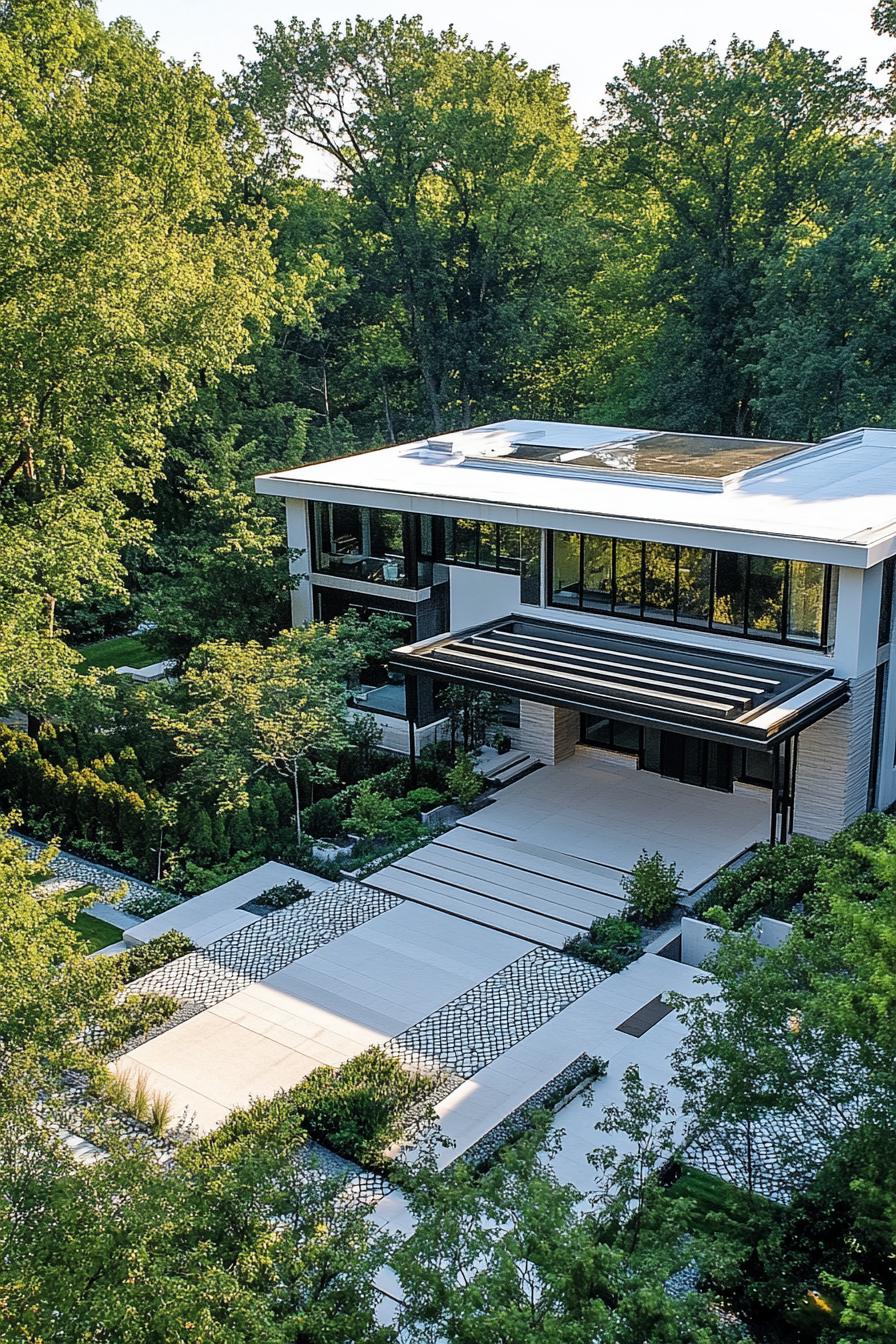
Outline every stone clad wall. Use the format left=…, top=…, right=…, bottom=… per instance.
left=517, top=700, right=579, bottom=764
left=793, top=668, right=877, bottom=839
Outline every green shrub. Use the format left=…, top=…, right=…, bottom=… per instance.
left=446, top=752, right=483, bottom=807
left=347, top=783, right=398, bottom=838
left=400, top=784, right=445, bottom=811
left=564, top=915, right=644, bottom=971
left=696, top=834, right=822, bottom=928
left=820, top=810, right=896, bottom=906
left=298, top=1047, right=433, bottom=1168
left=97, top=992, right=180, bottom=1052
left=115, top=930, right=194, bottom=984
left=194, top=1045, right=433, bottom=1171
left=255, top=879, right=312, bottom=910
left=622, top=849, right=683, bottom=924
left=302, top=796, right=344, bottom=839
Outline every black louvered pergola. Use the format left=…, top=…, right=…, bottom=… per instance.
left=390, top=614, right=848, bottom=843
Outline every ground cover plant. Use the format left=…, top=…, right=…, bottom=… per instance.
left=71, top=910, right=122, bottom=953
left=564, top=914, right=644, bottom=970
left=78, top=634, right=168, bottom=671
left=253, top=880, right=313, bottom=910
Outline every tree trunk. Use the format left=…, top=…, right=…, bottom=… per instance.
left=382, top=378, right=396, bottom=443
left=293, top=767, right=302, bottom=848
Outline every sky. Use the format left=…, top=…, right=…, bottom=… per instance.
left=96, top=0, right=891, bottom=181
left=96, top=0, right=890, bottom=118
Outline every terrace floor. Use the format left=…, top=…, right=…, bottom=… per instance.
left=472, top=750, right=767, bottom=889
left=370, top=749, right=768, bottom=946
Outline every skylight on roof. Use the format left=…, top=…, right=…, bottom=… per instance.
left=460, top=427, right=813, bottom=491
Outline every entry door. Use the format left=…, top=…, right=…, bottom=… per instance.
left=658, top=732, right=733, bottom=792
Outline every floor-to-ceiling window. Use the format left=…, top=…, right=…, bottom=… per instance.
left=549, top=531, right=830, bottom=648
left=443, top=518, right=542, bottom=604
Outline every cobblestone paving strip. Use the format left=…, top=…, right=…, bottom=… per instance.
left=127, top=881, right=402, bottom=1015
left=17, top=833, right=169, bottom=908
left=385, top=946, right=607, bottom=1087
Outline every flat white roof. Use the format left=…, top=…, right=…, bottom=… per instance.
left=256, top=421, right=896, bottom=566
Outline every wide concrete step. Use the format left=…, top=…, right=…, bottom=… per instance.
left=365, top=868, right=578, bottom=949
left=488, top=756, right=541, bottom=787
left=477, top=749, right=529, bottom=778
left=437, top=826, right=629, bottom=900
left=397, top=849, right=620, bottom=929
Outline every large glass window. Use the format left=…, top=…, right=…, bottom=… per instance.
left=444, top=518, right=542, bottom=604
left=613, top=540, right=642, bottom=617
left=643, top=542, right=677, bottom=622
left=713, top=552, right=746, bottom=631
left=551, top=532, right=581, bottom=607
left=445, top=517, right=478, bottom=566
left=548, top=529, right=829, bottom=646
left=312, top=502, right=407, bottom=584
left=746, top=556, right=785, bottom=639
left=789, top=561, right=827, bottom=646
left=582, top=535, right=613, bottom=612
left=677, top=547, right=712, bottom=628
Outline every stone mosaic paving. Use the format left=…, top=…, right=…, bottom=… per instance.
left=128, top=881, right=402, bottom=1018
left=17, top=833, right=171, bottom=911
left=687, top=1088, right=865, bottom=1204
left=385, top=946, right=607, bottom=1087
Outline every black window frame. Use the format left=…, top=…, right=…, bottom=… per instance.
left=443, top=517, right=543, bottom=602
left=547, top=531, right=831, bottom=649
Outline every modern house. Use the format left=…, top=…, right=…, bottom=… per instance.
left=256, top=421, right=896, bottom=843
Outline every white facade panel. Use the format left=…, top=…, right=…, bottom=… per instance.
left=285, top=500, right=313, bottom=626
left=448, top=565, right=522, bottom=631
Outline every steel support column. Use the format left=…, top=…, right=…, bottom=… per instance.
left=405, top=671, right=419, bottom=787
left=769, top=742, right=781, bottom=846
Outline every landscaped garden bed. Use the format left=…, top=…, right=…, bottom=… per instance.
left=194, top=1046, right=435, bottom=1173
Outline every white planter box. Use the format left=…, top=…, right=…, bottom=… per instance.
left=312, top=839, right=355, bottom=864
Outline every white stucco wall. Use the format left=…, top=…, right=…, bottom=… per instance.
left=448, top=565, right=522, bottom=631
left=285, top=500, right=313, bottom=625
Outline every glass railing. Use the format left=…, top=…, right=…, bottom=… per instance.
left=315, top=553, right=448, bottom=589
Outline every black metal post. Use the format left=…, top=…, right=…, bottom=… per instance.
left=406, top=672, right=419, bottom=787
left=769, top=743, right=781, bottom=846
left=779, top=737, right=791, bottom=845
left=788, top=735, right=799, bottom=835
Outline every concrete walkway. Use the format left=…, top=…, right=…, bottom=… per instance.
left=125, top=861, right=332, bottom=947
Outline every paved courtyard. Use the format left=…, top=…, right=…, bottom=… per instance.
left=370, top=749, right=768, bottom=947
left=460, top=750, right=768, bottom=891
left=112, top=756, right=765, bottom=1190
left=116, top=898, right=532, bottom=1131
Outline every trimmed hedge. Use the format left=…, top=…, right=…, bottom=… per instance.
left=194, top=1046, right=433, bottom=1171
left=696, top=812, right=896, bottom=928
left=114, top=930, right=195, bottom=983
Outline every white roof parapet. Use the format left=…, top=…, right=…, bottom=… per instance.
left=256, top=420, right=896, bottom=565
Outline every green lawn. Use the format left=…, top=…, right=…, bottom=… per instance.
left=78, top=633, right=168, bottom=671
left=72, top=910, right=123, bottom=952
